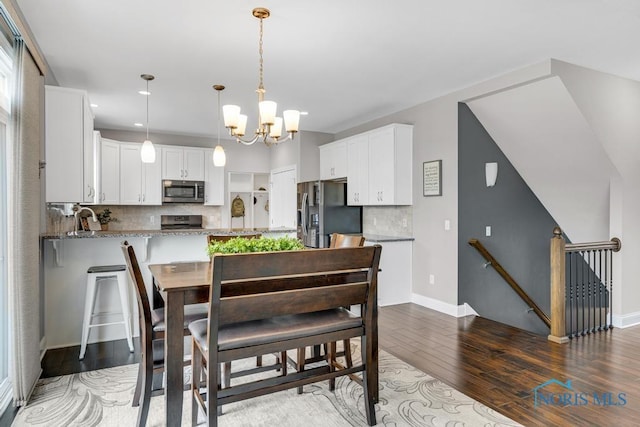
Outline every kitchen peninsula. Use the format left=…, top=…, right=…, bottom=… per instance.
left=40, top=227, right=295, bottom=350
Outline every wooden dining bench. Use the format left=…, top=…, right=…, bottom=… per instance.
left=188, top=245, right=382, bottom=426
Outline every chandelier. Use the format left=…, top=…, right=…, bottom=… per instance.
left=222, top=7, right=300, bottom=146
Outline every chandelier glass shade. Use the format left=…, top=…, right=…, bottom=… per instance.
left=222, top=7, right=300, bottom=146
left=140, top=74, right=156, bottom=163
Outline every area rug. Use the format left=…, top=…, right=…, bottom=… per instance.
left=13, top=344, right=520, bottom=426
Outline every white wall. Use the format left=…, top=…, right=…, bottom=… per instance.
left=269, top=130, right=332, bottom=183
left=334, top=61, right=554, bottom=308
left=551, top=60, right=640, bottom=322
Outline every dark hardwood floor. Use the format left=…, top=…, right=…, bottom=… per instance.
left=379, top=304, right=640, bottom=427
left=4, top=303, right=640, bottom=426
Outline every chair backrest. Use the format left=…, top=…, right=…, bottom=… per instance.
left=121, top=241, right=153, bottom=342
left=207, top=233, right=262, bottom=246
left=330, top=233, right=365, bottom=248
left=208, top=246, right=382, bottom=326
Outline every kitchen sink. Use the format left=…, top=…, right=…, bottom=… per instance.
left=67, top=231, right=96, bottom=237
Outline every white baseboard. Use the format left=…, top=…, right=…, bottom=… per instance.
left=411, top=293, right=478, bottom=318
left=612, top=311, right=640, bottom=328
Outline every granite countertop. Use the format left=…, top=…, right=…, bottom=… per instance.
left=362, top=234, right=414, bottom=243
left=41, top=227, right=297, bottom=240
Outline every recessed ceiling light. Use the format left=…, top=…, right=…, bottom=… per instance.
left=90, top=103, right=98, bottom=108
left=300, top=111, right=309, bottom=116
left=138, top=90, right=151, bottom=96
left=134, top=122, right=143, bottom=127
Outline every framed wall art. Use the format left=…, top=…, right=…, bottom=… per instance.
left=423, top=160, right=442, bottom=196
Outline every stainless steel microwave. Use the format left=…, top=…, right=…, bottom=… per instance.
left=162, top=180, right=205, bottom=203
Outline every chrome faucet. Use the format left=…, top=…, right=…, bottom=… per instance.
left=73, top=204, right=98, bottom=234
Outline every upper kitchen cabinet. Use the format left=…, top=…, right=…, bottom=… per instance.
left=346, top=134, right=369, bottom=205
left=319, top=140, right=347, bottom=180
left=97, top=137, right=120, bottom=204
left=345, top=123, right=413, bottom=206
left=45, top=86, right=95, bottom=203
left=367, top=124, right=413, bottom=205
left=162, top=146, right=205, bottom=181
left=119, top=143, right=162, bottom=205
left=203, top=149, right=224, bottom=205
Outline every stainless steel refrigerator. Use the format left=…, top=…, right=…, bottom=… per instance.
left=297, top=181, right=362, bottom=248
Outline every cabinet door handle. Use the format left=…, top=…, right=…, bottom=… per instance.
left=184, top=169, right=188, bottom=178
left=138, top=194, right=141, bottom=202
left=142, top=194, right=145, bottom=202
left=101, top=193, right=105, bottom=202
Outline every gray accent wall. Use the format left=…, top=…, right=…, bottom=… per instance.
left=458, top=103, right=557, bottom=335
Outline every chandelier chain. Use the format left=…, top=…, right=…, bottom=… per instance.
left=258, top=15, right=264, bottom=91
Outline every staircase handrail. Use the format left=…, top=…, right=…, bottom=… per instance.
left=468, top=238, right=551, bottom=329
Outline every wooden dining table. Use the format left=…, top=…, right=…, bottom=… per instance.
left=148, top=258, right=380, bottom=427
left=148, top=261, right=211, bottom=427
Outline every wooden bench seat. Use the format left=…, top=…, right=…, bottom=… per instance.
left=189, top=245, right=382, bottom=426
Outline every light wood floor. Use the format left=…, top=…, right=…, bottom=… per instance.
left=379, top=303, right=640, bottom=426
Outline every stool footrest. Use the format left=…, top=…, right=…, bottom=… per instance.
left=88, top=320, right=127, bottom=328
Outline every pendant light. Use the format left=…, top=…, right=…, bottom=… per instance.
left=140, top=74, right=156, bottom=163
left=213, top=85, right=226, bottom=167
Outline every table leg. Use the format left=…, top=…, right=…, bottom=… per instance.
left=165, top=292, right=185, bottom=427
left=152, top=277, right=164, bottom=309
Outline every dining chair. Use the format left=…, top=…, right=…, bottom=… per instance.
left=296, top=232, right=366, bottom=393
left=120, top=240, right=208, bottom=427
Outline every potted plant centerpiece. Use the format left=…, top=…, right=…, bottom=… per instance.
left=206, top=235, right=304, bottom=257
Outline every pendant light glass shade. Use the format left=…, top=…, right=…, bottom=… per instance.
left=213, top=144, right=226, bottom=166
left=140, top=74, right=156, bottom=163
left=141, top=139, right=156, bottom=163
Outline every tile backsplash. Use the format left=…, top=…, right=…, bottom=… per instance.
left=46, top=204, right=413, bottom=237
left=363, top=206, right=413, bottom=237
left=46, top=204, right=223, bottom=233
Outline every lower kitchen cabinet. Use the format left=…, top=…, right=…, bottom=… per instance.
left=365, top=239, right=412, bottom=306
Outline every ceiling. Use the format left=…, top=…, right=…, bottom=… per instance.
left=15, top=0, right=640, bottom=139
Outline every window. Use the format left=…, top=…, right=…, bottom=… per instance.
left=0, top=43, right=12, bottom=416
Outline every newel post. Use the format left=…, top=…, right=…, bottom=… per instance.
left=548, top=227, right=569, bottom=343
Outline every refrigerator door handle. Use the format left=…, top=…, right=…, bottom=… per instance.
left=301, top=192, right=309, bottom=236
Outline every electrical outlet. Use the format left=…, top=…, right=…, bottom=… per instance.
left=485, top=226, right=492, bottom=237
left=444, top=219, right=450, bottom=231
left=402, top=218, right=408, bottom=228
left=149, top=215, right=154, bottom=224
left=429, top=274, right=435, bottom=285
left=373, top=217, right=377, bottom=226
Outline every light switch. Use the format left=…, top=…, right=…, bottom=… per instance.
left=444, top=219, right=450, bottom=231
left=485, top=226, right=492, bottom=237
left=429, top=274, right=435, bottom=285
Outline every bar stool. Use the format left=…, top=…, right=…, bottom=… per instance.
left=79, top=264, right=134, bottom=359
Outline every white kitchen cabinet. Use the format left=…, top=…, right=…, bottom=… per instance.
left=98, top=138, right=120, bottom=204
left=203, top=149, right=224, bottom=205
left=346, top=134, right=369, bottom=205
left=45, top=85, right=95, bottom=203
left=162, top=146, right=205, bottom=181
left=119, top=143, right=162, bottom=205
left=270, top=166, right=297, bottom=229
left=365, top=239, right=413, bottom=306
left=319, top=140, right=347, bottom=180
left=367, top=124, right=413, bottom=205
